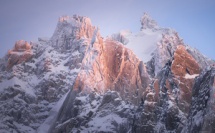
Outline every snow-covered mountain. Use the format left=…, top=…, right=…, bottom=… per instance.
left=0, top=14, right=214, bottom=133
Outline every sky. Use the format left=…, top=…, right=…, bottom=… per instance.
left=0, top=0, right=215, bottom=59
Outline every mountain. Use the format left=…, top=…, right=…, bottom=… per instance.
left=0, top=14, right=214, bottom=133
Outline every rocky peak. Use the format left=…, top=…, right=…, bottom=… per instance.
left=140, top=13, right=159, bottom=30
left=50, top=15, right=99, bottom=51
left=58, top=15, right=92, bottom=26
left=14, top=40, right=31, bottom=52
left=7, top=40, right=33, bottom=69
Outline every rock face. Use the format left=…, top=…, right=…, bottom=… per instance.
left=50, top=15, right=97, bottom=51
left=183, top=68, right=215, bottom=133
left=14, top=40, right=31, bottom=51
left=73, top=38, right=150, bottom=104
left=171, top=45, right=200, bottom=76
left=7, top=40, right=33, bottom=69
left=171, top=45, right=200, bottom=113
left=0, top=14, right=214, bottom=133
left=52, top=91, right=135, bottom=133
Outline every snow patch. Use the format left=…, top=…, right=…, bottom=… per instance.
left=124, top=29, right=162, bottom=62
left=0, top=77, right=35, bottom=96
left=184, top=74, right=199, bottom=79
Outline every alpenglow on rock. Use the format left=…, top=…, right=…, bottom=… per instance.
left=7, top=40, right=33, bottom=69
left=50, top=15, right=98, bottom=51
left=0, top=14, right=214, bottom=133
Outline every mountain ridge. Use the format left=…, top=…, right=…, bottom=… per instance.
left=0, top=14, right=214, bottom=133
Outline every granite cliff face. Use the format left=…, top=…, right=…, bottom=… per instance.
left=0, top=14, right=214, bottom=133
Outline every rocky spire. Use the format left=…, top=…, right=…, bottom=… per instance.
left=140, top=13, right=159, bottom=30
left=50, top=15, right=98, bottom=51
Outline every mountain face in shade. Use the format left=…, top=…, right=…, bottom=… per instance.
left=0, top=14, right=214, bottom=133
left=183, top=68, right=215, bottom=133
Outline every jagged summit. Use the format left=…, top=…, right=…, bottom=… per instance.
left=58, top=15, right=92, bottom=26
left=50, top=15, right=99, bottom=51
left=111, top=13, right=179, bottom=67
left=140, top=12, right=159, bottom=30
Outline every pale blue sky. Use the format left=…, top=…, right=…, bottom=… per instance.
left=0, top=0, right=214, bottom=59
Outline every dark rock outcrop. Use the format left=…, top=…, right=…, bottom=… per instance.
left=184, top=68, right=215, bottom=133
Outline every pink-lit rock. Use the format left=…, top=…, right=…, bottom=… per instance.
left=7, top=40, right=33, bottom=69
left=73, top=38, right=151, bottom=104
left=171, top=45, right=200, bottom=113
left=14, top=40, right=31, bottom=51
